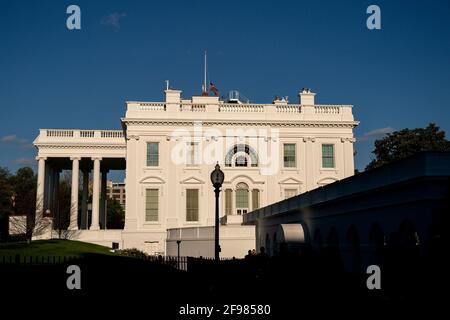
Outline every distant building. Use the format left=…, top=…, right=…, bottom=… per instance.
left=107, top=181, right=126, bottom=209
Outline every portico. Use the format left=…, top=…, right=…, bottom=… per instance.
left=33, top=129, right=126, bottom=236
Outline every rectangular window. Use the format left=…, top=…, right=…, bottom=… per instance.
left=252, top=189, right=260, bottom=210
left=186, top=142, right=199, bottom=166
left=186, top=189, right=199, bottom=221
left=145, top=189, right=158, bottom=221
left=322, top=144, right=335, bottom=168
left=147, top=142, right=159, bottom=167
left=285, top=189, right=297, bottom=199
left=225, top=189, right=232, bottom=215
left=283, top=143, right=296, bottom=168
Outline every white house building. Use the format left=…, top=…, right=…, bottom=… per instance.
left=32, top=87, right=358, bottom=257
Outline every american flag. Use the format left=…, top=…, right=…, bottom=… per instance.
left=209, top=82, right=219, bottom=96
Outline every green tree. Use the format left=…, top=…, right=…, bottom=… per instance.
left=366, top=123, right=450, bottom=170
left=0, top=167, right=13, bottom=241
left=10, top=167, right=36, bottom=217
left=107, top=198, right=124, bottom=229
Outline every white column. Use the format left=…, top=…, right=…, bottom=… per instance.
left=69, top=157, right=80, bottom=230
left=44, top=162, right=50, bottom=212
left=35, top=156, right=46, bottom=220
left=303, top=137, right=316, bottom=191
left=90, top=157, right=101, bottom=230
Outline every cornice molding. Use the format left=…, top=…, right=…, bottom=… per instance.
left=126, top=135, right=140, bottom=141
left=303, top=137, right=316, bottom=142
left=123, top=119, right=359, bottom=129
left=34, top=144, right=126, bottom=150
left=341, top=137, right=357, bottom=143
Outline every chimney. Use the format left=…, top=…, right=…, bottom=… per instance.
left=298, top=88, right=316, bottom=105
left=165, top=89, right=182, bottom=104
left=273, top=96, right=289, bottom=105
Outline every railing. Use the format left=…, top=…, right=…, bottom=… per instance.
left=276, top=104, right=302, bottom=113
left=101, top=130, right=124, bottom=138
left=0, top=254, right=80, bottom=265
left=44, top=129, right=124, bottom=139
left=46, top=130, right=74, bottom=137
left=80, top=130, right=94, bottom=137
left=315, top=105, right=340, bottom=114
left=129, top=102, right=348, bottom=114
left=220, top=104, right=265, bottom=113
left=180, top=104, right=206, bottom=112
left=138, top=102, right=166, bottom=111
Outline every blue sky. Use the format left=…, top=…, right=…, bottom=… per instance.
left=1, top=0, right=450, bottom=176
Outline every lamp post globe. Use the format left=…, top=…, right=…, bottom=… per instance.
left=210, top=163, right=224, bottom=262
left=210, top=163, right=224, bottom=187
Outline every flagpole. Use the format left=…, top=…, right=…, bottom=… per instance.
left=204, top=50, right=207, bottom=95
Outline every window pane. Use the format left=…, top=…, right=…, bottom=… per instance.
left=147, top=142, right=159, bottom=166
left=283, top=143, right=296, bottom=167
left=186, top=189, right=199, bottom=221
left=235, top=155, right=248, bottom=167
left=225, top=189, right=232, bottom=215
left=145, top=189, right=158, bottom=221
left=252, top=189, right=260, bottom=210
left=236, top=189, right=248, bottom=209
left=322, top=144, right=334, bottom=168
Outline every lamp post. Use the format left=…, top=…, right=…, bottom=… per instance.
left=176, top=240, right=181, bottom=270
left=210, top=163, right=224, bottom=262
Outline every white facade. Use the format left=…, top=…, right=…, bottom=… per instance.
left=33, top=88, right=358, bottom=257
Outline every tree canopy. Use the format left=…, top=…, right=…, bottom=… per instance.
left=366, top=123, right=450, bottom=170
left=0, top=167, right=13, bottom=241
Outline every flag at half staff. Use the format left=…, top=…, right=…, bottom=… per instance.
left=209, top=82, right=219, bottom=96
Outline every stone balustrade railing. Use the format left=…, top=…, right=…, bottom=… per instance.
left=129, top=102, right=347, bottom=114
left=43, top=129, right=124, bottom=139
left=124, top=101, right=356, bottom=123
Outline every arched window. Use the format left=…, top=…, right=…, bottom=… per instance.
left=235, top=182, right=249, bottom=215
left=225, top=144, right=258, bottom=167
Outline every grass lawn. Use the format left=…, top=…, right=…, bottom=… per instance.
left=0, top=239, right=115, bottom=259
